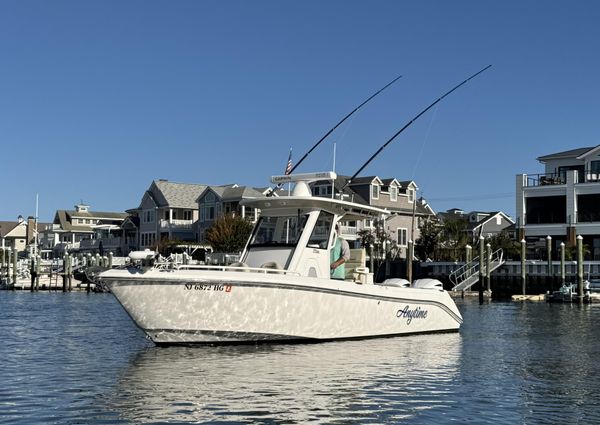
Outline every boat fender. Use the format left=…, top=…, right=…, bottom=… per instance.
left=260, top=262, right=283, bottom=273
left=230, top=262, right=250, bottom=272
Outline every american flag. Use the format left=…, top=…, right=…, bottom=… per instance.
left=284, top=149, right=293, bottom=175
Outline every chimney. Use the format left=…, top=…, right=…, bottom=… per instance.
left=27, top=217, right=36, bottom=244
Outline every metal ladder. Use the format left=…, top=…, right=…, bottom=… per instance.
left=450, top=248, right=504, bottom=292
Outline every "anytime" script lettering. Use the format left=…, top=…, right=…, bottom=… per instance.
left=396, top=305, right=428, bottom=325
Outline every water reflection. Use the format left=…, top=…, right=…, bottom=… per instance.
left=105, top=334, right=461, bottom=423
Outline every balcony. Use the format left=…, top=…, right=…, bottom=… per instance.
left=525, top=170, right=600, bottom=187
left=339, top=225, right=358, bottom=238
left=525, top=173, right=565, bottom=187
left=160, top=219, right=194, bottom=230
left=578, top=212, right=600, bottom=223
left=79, top=237, right=122, bottom=250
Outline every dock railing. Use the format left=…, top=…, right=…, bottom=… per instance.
left=450, top=248, right=504, bottom=292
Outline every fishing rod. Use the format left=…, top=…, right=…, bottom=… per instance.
left=268, top=73, right=403, bottom=196
left=289, top=73, right=403, bottom=175
left=340, top=65, right=492, bottom=192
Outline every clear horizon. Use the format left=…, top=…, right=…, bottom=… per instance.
left=2, top=1, right=600, bottom=222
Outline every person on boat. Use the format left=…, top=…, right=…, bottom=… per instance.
left=330, top=224, right=350, bottom=280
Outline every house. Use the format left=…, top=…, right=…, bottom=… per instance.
left=46, top=204, right=128, bottom=255
left=516, top=144, right=600, bottom=259
left=197, top=185, right=268, bottom=242
left=132, top=180, right=208, bottom=249
left=438, top=209, right=515, bottom=244
left=310, top=175, right=436, bottom=257
left=0, top=216, right=49, bottom=253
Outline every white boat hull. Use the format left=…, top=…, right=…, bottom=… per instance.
left=103, top=269, right=462, bottom=345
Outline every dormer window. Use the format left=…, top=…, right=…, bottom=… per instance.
left=372, top=184, right=380, bottom=200
left=390, top=186, right=398, bottom=201
left=408, top=188, right=415, bottom=203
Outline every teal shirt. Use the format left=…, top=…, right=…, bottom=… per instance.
left=330, top=237, right=346, bottom=279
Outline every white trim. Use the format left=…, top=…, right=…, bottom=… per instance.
left=371, top=184, right=380, bottom=200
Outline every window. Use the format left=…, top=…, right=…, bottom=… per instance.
left=202, top=205, right=215, bottom=221
left=143, top=210, right=155, bottom=223
left=397, top=228, right=408, bottom=247
left=408, top=188, right=415, bottom=203
left=496, top=216, right=502, bottom=225
left=372, top=184, right=379, bottom=200
left=141, top=232, right=156, bottom=247
left=250, top=214, right=308, bottom=246
left=308, top=211, right=334, bottom=249
left=390, top=186, right=398, bottom=201
left=200, top=192, right=217, bottom=222
left=311, top=185, right=333, bottom=197
left=183, top=210, right=193, bottom=221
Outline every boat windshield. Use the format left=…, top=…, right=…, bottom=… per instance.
left=249, top=214, right=309, bottom=247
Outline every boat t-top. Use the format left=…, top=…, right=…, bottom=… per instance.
left=100, top=171, right=463, bottom=345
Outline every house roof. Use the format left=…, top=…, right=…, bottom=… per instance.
left=53, top=209, right=127, bottom=232
left=196, top=184, right=267, bottom=203
left=151, top=180, right=208, bottom=209
left=381, top=178, right=401, bottom=188
left=398, top=180, right=418, bottom=190
left=469, top=211, right=515, bottom=231
left=349, top=176, right=383, bottom=185
left=0, top=221, right=19, bottom=238
left=0, top=220, right=51, bottom=240
left=221, top=186, right=265, bottom=201
left=537, top=146, right=594, bottom=162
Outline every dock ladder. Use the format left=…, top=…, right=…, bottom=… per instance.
left=450, top=248, right=505, bottom=292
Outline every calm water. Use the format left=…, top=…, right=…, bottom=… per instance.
left=1, top=292, right=600, bottom=424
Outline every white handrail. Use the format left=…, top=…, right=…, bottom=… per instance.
left=450, top=248, right=504, bottom=291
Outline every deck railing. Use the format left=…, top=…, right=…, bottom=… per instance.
left=526, top=169, right=600, bottom=187
left=525, top=173, right=565, bottom=187
left=160, top=219, right=194, bottom=230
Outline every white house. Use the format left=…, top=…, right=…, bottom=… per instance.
left=516, top=144, right=600, bottom=259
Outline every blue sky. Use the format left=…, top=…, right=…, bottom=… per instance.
left=2, top=1, right=600, bottom=222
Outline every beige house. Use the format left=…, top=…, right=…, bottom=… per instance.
left=311, top=175, right=436, bottom=258
left=0, top=216, right=49, bottom=254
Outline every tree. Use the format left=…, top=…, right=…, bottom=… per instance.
left=153, top=238, right=186, bottom=257
left=205, top=213, right=254, bottom=252
left=487, top=230, right=520, bottom=260
left=357, top=218, right=398, bottom=259
left=415, top=217, right=442, bottom=260
left=436, top=218, right=469, bottom=261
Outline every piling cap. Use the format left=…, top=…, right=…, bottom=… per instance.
left=577, top=235, right=583, bottom=240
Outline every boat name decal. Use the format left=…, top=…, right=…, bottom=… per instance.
left=396, top=305, right=428, bottom=324
left=184, top=283, right=232, bottom=292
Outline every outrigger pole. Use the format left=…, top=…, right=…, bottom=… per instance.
left=268, top=73, right=403, bottom=195
left=340, top=65, right=492, bottom=192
